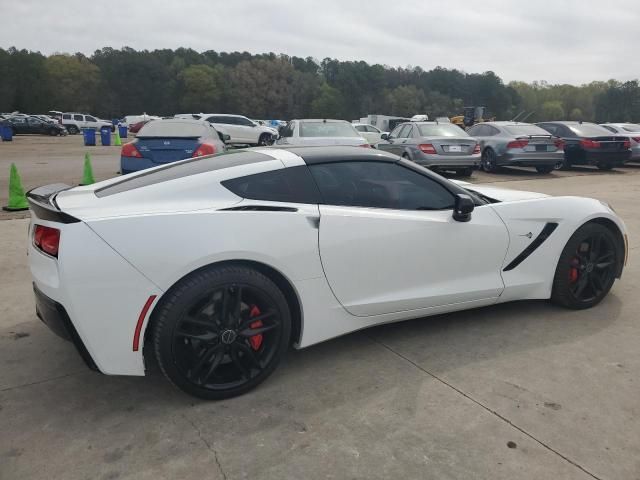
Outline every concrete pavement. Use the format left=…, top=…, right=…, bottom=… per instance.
left=1, top=169, right=639, bottom=479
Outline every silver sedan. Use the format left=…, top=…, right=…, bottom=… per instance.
left=377, top=122, right=480, bottom=176
left=467, top=122, right=565, bottom=173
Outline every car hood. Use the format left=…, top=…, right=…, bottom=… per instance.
left=451, top=180, right=549, bottom=202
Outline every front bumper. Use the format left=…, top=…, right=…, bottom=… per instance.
left=498, top=150, right=563, bottom=167
left=33, top=283, right=99, bottom=371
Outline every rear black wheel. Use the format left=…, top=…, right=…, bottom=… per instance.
left=551, top=223, right=619, bottom=309
left=535, top=165, right=554, bottom=174
left=153, top=265, right=291, bottom=399
left=481, top=149, right=497, bottom=173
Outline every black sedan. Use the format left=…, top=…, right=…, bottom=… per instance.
left=6, top=116, right=67, bottom=136
left=536, top=121, right=630, bottom=170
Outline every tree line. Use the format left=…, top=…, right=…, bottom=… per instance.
left=1, top=46, right=639, bottom=123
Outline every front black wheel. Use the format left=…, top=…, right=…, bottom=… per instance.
left=551, top=223, right=619, bottom=309
left=67, top=125, right=79, bottom=134
left=257, top=133, right=272, bottom=146
left=535, top=165, right=554, bottom=174
left=153, top=265, right=291, bottom=399
left=48, top=128, right=59, bottom=136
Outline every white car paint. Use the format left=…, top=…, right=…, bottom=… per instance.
left=199, top=113, right=278, bottom=145
left=61, top=112, right=112, bottom=133
left=276, top=119, right=369, bottom=147
left=353, top=123, right=384, bottom=145
left=27, top=147, right=627, bottom=380
left=600, top=123, right=640, bottom=160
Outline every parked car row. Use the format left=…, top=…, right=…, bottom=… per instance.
left=0, top=113, right=67, bottom=136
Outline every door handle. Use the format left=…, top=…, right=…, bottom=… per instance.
left=306, top=215, right=320, bottom=229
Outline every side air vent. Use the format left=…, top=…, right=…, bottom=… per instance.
left=503, top=222, right=559, bottom=271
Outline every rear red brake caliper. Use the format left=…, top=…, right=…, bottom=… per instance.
left=248, top=305, right=263, bottom=351
left=569, top=257, right=580, bottom=283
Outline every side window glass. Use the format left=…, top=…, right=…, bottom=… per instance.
left=63, top=114, right=71, bottom=120
left=280, top=122, right=294, bottom=138
left=355, top=125, right=366, bottom=132
left=309, top=162, right=455, bottom=210
left=221, top=166, right=320, bottom=204
left=74, top=114, right=84, bottom=121
left=86, top=116, right=97, bottom=122
left=539, top=124, right=557, bottom=135
left=389, top=126, right=402, bottom=138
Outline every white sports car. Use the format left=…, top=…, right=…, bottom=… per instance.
left=27, top=147, right=628, bottom=399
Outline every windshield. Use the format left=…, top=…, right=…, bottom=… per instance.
left=504, top=124, right=550, bottom=136
left=567, top=123, right=612, bottom=137
left=138, top=121, right=207, bottom=138
left=417, top=124, right=468, bottom=137
left=299, top=121, right=359, bottom=137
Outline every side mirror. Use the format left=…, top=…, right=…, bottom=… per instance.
left=381, top=133, right=389, bottom=141
left=453, top=194, right=474, bottom=222
left=222, top=133, right=231, bottom=142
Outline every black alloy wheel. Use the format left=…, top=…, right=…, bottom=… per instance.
left=67, top=125, right=79, bottom=134
left=551, top=223, right=619, bottom=309
left=258, top=133, right=272, bottom=146
left=154, top=265, right=291, bottom=399
left=481, top=149, right=497, bottom=173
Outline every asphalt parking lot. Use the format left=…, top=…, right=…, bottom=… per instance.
left=1, top=136, right=639, bottom=479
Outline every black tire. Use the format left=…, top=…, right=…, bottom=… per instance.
left=48, top=128, right=58, bottom=136
left=257, top=133, right=272, bottom=146
left=481, top=149, right=497, bottom=173
left=535, top=165, right=554, bottom=174
left=456, top=167, right=473, bottom=177
left=153, top=265, right=291, bottom=400
left=597, top=162, right=613, bottom=171
left=551, top=223, right=619, bottom=309
left=67, top=125, right=79, bottom=135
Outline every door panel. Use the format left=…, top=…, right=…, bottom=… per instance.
left=318, top=205, right=509, bottom=316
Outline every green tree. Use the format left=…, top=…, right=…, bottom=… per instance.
left=386, top=85, right=425, bottom=117
left=310, top=83, right=344, bottom=118
left=178, top=64, right=223, bottom=112
left=569, top=108, right=584, bottom=120
left=540, top=100, right=565, bottom=120
left=45, top=54, right=100, bottom=112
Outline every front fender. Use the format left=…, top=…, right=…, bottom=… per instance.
left=489, top=196, right=627, bottom=302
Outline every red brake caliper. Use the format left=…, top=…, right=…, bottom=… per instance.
left=248, top=305, right=263, bottom=351
left=569, top=257, right=580, bottom=283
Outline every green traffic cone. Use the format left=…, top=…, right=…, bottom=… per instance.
left=3, top=163, right=29, bottom=211
left=81, top=153, right=96, bottom=185
left=114, top=129, right=122, bottom=147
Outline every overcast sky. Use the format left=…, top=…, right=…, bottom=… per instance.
left=1, top=0, right=638, bottom=85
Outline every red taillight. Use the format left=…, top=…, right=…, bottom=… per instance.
left=507, top=139, right=529, bottom=149
left=419, top=143, right=437, bottom=154
left=121, top=142, right=142, bottom=158
left=358, top=144, right=371, bottom=148
left=33, top=225, right=60, bottom=257
left=473, top=144, right=480, bottom=154
left=192, top=143, right=217, bottom=157
left=580, top=139, right=601, bottom=149
left=554, top=138, right=565, bottom=150
left=623, top=139, right=631, bottom=149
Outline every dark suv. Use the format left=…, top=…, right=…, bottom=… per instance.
left=536, top=121, right=630, bottom=170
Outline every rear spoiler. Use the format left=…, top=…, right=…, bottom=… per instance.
left=26, top=184, right=80, bottom=224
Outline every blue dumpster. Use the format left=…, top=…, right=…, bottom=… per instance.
left=82, top=128, right=96, bottom=146
left=1, top=125, right=13, bottom=142
left=100, top=126, right=111, bottom=146
left=118, top=125, right=128, bottom=139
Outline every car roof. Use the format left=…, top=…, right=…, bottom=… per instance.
left=538, top=121, right=597, bottom=125
left=294, top=119, right=350, bottom=123
left=482, top=121, right=533, bottom=126
left=200, top=113, right=245, bottom=118
left=271, top=145, right=399, bottom=164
